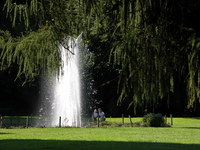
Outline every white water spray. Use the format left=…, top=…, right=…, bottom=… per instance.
left=51, top=36, right=82, bottom=127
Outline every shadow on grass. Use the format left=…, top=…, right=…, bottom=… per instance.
left=180, top=117, right=200, bottom=120
left=0, top=133, right=13, bottom=134
left=192, top=117, right=200, bottom=120
left=0, top=140, right=199, bottom=150
left=175, top=127, right=200, bottom=130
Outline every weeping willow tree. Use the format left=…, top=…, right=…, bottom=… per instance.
left=0, top=0, right=88, bottom=81
left=0, top=0, right=200, bottom=111
left=84, top=0, right=200, bottom=112
left=106, top=0, right=200, bottom=111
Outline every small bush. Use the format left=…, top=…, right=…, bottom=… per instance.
left=143, top=113, right=165, bottom=127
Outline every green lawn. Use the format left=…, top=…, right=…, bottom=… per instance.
left=0, top=118, right=200, bottom=150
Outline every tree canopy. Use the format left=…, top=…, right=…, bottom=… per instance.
left=1, top=0, right=200, bottom=113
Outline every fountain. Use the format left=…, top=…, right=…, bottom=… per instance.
left=51, top=35, right=82, bottom=127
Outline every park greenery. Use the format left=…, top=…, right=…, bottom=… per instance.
left=0, top=113, right=168, bottom=128
left=0, top=118, right=200, bottom=150
left=1, top=0, right=200, bottom=113
left=142, top=113, right=165, bottom=127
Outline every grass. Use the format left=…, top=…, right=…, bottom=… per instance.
left=1, top=116, right=40, bottom=127
left=0, top=117, right=200, bottom=150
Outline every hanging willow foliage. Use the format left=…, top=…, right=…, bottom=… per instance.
left=1, top=0, right=86, bottom=80
left=1, top=26, right=61, bottom=81
left=4, top=0, right=44, bottom=28
left=187, top=35, right=200, bottom=108
left=104, top=0, right=200, bottom=111
left=105, top=0, right=174, bottom=112
left=1, top=0, right=200, bottom=110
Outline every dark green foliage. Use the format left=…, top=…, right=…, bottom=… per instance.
left=1, top=0, right=200, bottom=112
left=143, top=113, right=165, bottom=127
left=2, top=116, right=39, bottom=128
left=106, top=0, right=200, bottom=112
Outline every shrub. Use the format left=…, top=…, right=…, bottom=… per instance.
left=143, top=113, right=165, bottom=127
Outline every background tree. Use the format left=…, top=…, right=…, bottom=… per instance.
left=1, top=0, right=200, bottom=115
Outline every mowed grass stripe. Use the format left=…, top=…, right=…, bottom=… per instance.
left=0, top=118, right=200, bottom=150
